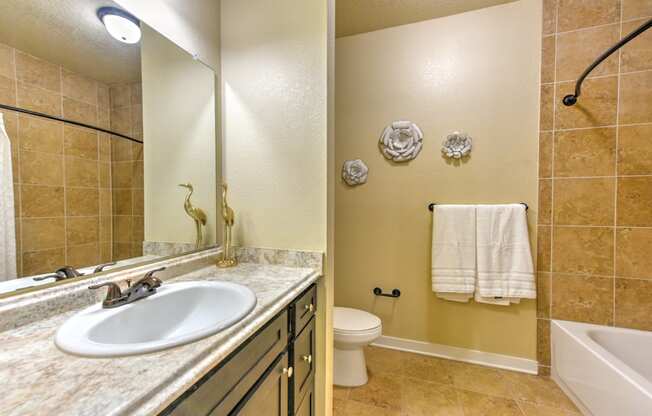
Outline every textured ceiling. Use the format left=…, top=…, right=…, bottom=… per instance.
left=0, top=0, right=141, bottom=84
left=336, top=0, right=517, bottom=37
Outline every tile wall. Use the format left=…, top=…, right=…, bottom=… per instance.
left=0, top=42, right=144, bottom=276
left=537, top=0, right=652, bottom=373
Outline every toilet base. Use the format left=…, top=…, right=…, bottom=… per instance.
left=333, top=346, right=368, bottom=387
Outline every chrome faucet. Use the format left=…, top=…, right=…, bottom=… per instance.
left=89, top=267, right=166, bottom=309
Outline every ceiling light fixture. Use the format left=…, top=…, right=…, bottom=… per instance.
left=97, top=6, right=141, bottom=44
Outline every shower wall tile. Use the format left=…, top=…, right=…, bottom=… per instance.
left=623, top=0, right=652, bottom=19
left=551, top=274, right=614, bottom=325
left=541, top=36, right=556, bottom=84
left=64, top=125, right=98, bottom=160
left=18, top=115, right=63, bottom=154
left=112, top=189, right=132, bottom=215
left=67, top=243, right=100, bottom=269
left=63, top=97, right=98, bottom=126
left=109, top=84, right=131, bottom=108
left=20, top=185, right=64, bottom=218
left=555, top=24, right=620, bottom=82
left=110, top=106, right=131, bottom=136
left=616, top=228, right=652, bottom=279
left=0, top=43, right=15, bottom=79
left=617, top=177, right=652, bottom=226
left=0, top=75, right=16, bottom=106
left=20, top=151, right=63, bottom=186
left=557, top=0, right=621, bottom=33
left=539, top=84, right=554, bottom=131
left=22, top=248, right=64, bottom=276
left=536, top=319, right=551, bottom=365
left=542, top=0, right=558, bottom=35
left=21, top=217, right=65, bottom=252
left=537, top=226, right=552, bottom=272
left=99, top=133, right=112, bottom=161
left=552, top=226, right=614, bottom=275
left=553, top=127, right=616, bottom=177
left=66, top=217, right=99, bottom=246
left=552, top=178, right=615, bottom=225
left=618, top=124, right=652, bottom=175
left=538, top=132, right=553, bottom=178
left=538, top=179, right=552, bottom=225
left=615, top=278, right=652, bottom=330
left=15, top=51, right=61, bottom=93
left=16, top=82, right=62, bottom=117
left=99, top=162, right=111, bottom=188
left=64, top=157, right=98, bottom=187
left=621, top=19, right=652, bottom=72
left=537, top=274, right=551, bottom=318
left=618, top=70, right=652, bottom=124
left=62, top=69, right=97, bottom=106
left=555, top=77, right=618, bottom=129
left=66, top=188, right=99, bottom=217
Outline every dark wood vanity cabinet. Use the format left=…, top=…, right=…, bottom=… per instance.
left=161, top=284, right=317, bottom=416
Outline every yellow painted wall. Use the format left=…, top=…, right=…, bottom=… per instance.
left=141, top=24, right=217, bottom=246
left=335, top=0, right=541, bottom=359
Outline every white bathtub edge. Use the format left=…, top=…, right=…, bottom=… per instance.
left=551, top=369, right=593, bottom=416
left=372, top=335, right=538, bottom=374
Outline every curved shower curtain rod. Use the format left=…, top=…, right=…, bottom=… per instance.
left=563, top=18, right=652, bottom=107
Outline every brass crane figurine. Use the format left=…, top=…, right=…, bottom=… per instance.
left=178, top=183, right=207, bottom=249
left=217, top=182, right=237, bottom=268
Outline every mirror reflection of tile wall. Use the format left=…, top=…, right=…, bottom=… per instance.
left=0, top=44, right=144, bottom=277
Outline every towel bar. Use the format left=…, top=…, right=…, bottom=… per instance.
left=427, top=202, right=528, bottom=212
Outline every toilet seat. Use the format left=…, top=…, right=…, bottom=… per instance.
left=334, top=307, right=381, bottom=334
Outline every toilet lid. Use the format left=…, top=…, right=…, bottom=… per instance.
left=334, top=307, right=381, bottom=332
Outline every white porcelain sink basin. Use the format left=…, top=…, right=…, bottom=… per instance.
left=55, top=281, right=257, bottom=357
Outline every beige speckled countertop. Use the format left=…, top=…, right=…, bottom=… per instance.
left=0, top=262, right=321, bottom=416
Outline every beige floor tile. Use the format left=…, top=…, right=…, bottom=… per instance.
left=401, top=377, right=463, bottom=416
left=504, top=373, right=579, bottom=412
left=445, top=360, right=514, bottom=399
left=333, top=398, right=347, bottom=416
left=333, top=385, right=350, bottom=400
left=518, top=401, right=581, bottom=415
left=348, top=372, right=402, bottom=410
left=401, top=351, right=453, bottom=385
left=457, top=389, right=523, bottom=416
left=339, top=400, right=400, bottom=416
left=365, top=346, right=404, bottom=376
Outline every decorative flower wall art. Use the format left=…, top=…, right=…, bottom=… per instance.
left=342, top=159, right=369, bottom=186
left=378, top=121, right=423, bottom=162
left=441, top=131, right=472, bottom=159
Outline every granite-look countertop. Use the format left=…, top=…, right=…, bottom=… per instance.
left=0, top=262, right=320, bottom=416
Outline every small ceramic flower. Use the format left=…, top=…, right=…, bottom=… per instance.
left=379, top=121, right=423, bottom=162
left=342, top=159, right=368, bottom=186
left=441, top=131, right=472, bottom=159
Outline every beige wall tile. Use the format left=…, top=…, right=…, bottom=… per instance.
left=133, top=161, right=144, bottom=188
left=538, top=274, right=552, bottom=318
left=552, top=227, right=614, bottom=275
left=13, top=185, right=20, bottom=216
left=132, top=216, right=144, bottom=243
left=617, top=124, right=652, bottom=175
left=619, top=71, right=652, bottom=124
left=20, top=185, right=64, bottom=218
left=67, top=243, right=100, bottom=269
left=100, top=242, right=112, bottom=263
left=540, top=84, right=555, bottom=131
left=539, top=180, right=552, bottom=225
left=66, top=187, right=99, bottom=216
left=113, top=216, right=132, bottom=243
left=617, top=177, right=652, bottom=226
left=556, top=24, right=619, bottom=82
left=615, top=278, right=652, bottom=330
left=538, top=226, right=552, bottom=272
left=98, top=108, right=110, bottom=130
left=543, top=0, right=558, bottom=35
left=98, top=84, right=110, bottom=110
left=99, top=215, right=112, bottom=242
left=62, top=69, right=97, bottom=106
left=112, top=189, right=132, bottom=215
left=539, top=132, right=553, bottom=178
left=131, top=105, right=143, bottom=136
left=111, top=137, right=132, bottom=161
left=65, top=157, right=98, bottom=187
left=621, top=19, right=652, bottom=72
left=542, top=35, right=557, bottom=85
left=556, top=77, right=618, bottom=129
left=133, top=189, right=144, bottom=216
left=0, top=43, right=15, bottom=80
left=616, top=228, right=652, bottom=278
left=537, top=319, right=551, bottom=365
left=22, top=248, right=65, bottom=276
left=110, top=84, right=131, bottom=108
left=66, top=216, right=99, bottom=246
left=64, top=125, right=98, bottom=160
left=110, top=106, right=132, bottom=136
left=112, top=242, right=131, bottom=261
left=17, top=82, right=62, bottom=116
left=99, top=162, right=111, bottom=188
left=111, top=161, right=133, bottom=188
left=63, top=97, right=98, bottom=126
left=22, top=217, right=65, bottom=251
left=553, top=178, right=615, bottom=225
left=12, top=153, right=19, bottom=184
left=623, top=0, right=652, bottom=19
left=554, top=127, right=616, bottom=177
left=99, top=133, right=111, bottom=161
left=20, top=151, right=63, bottom=186
left=15, top=51, right=60, bottom=93
left=131, top=83, right=142, bottom=106
left=557, top=0, right=620, bottom=32
left=132, top=142, right=143, bottom=161
left=552, top=274, right=614, bottom=324
left=0, top=75, right=16, bottom=106
left=99, top=190, right=112, bottom=217
left=1, top=109, right=18, bottom=143
left=18, top=115, right=63, bottom=154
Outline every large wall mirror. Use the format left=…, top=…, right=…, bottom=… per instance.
left=0, top=0, right=218, bottom=296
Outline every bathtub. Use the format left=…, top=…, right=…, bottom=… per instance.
left=551, top=320, right=652, bottom=415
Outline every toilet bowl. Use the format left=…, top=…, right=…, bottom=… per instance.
left=333, top=307, right=382, bottom=387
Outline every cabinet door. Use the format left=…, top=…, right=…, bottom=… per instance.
left=292, top=318, right=315, bottom=412
left=294, top=381, right=314, bottom=416
left=235, top=352, right=289, bottom=416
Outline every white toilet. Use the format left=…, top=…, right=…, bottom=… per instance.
left=333, top=307, right=382, bottom=387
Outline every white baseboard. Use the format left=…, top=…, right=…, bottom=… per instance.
left=371, top=335, right=538, bottom=375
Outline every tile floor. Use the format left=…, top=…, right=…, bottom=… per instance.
left=333, top=346, right=580, bottom=416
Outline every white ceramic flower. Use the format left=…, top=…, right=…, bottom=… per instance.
left=342, top=159, right=368, bottom=186
left=379, top=121, right=423, bottom=162
left=441, top=131, right=472, bottom=159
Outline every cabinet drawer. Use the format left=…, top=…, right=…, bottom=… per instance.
left=165, top=310, right=288, bottom=416
left=231, top=352, right=289, bottom=416
left=292, top=317, right=315, bottom=411
left=291, top=285, right=316, bottom=337
left=294, top=378, right=314, bottom=416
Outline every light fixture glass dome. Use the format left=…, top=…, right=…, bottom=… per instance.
left=97, top=7, right=141, bottom=44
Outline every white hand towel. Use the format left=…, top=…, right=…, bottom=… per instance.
left=0, top=113, right=17, bottom=280
left=432, top=205, right=476, bottom=301
left=476, top=204, right=535, bottom=301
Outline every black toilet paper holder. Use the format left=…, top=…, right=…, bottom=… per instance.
left=373, top=287, right=401, bottom=298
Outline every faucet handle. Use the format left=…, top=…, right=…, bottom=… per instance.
left=136, top=267, right=166, bottom=289
left=88, top=282, right=124, bottom=307
left=93, top=262, right=117, bottom=273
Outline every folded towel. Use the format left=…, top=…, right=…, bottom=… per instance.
left=476, top=204, right=536, bottom=300
left=432, top=205, right=476, bottom=301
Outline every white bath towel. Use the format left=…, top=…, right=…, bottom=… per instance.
left=432, top=205, right=476, bottom=302
left=475, top=204, right=535, bottom=301
left=0, top=113, right=17, bottom=280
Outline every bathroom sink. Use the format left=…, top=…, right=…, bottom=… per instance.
left=55, top=281, right=257, bottom=357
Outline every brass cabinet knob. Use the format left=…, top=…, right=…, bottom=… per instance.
left=301, top=354, right=312, bottom=364
left=282, top=366, right=293, bottom=378
left=304, top=303, right=314, bottom=313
